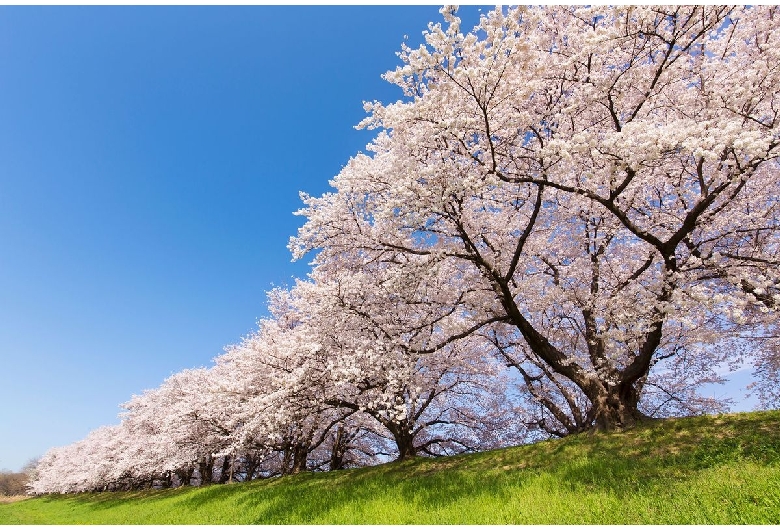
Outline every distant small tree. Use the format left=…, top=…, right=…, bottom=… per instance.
left=20, top=458, right=39, bottom=480
left=0, top=458, right=40, bottom=497
left=0, top=469, right=28, bottom=497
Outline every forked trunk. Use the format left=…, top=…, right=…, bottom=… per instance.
left=282, top=443, right=309, bottom=475
left=176, top=466, right=194, bottom=487
left=391, top=428, right=417, bottom=460
left=158, top=470, right=172, bottom=489
left=588, top=381, right=650, bottom=431
left=292, top=445, right=308, bottom=474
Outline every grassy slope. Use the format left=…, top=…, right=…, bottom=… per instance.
left=2, top=410, right=779, bottom=524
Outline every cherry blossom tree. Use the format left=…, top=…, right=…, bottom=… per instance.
left=295, top=268, right=529, bottom=458
left=119, top=373, right=197, bottom=487
left=214, top=289, right=367, bottom=476
left=292, top=6, right=780, bottom=431
left=29, top=424, right=132, bottom=494
left=220, top=275, right=526, bottom=462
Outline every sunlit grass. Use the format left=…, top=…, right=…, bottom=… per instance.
left=2, top=410, right=779, bottom=524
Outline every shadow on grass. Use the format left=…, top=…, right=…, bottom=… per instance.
left=547, top=410, right=780, bottom=499
left=63, top=485, right=190, bottom=511
left=48, top=410, right=780, bottom=524
left=173, top=440, right=631, bottom=522
left=246, top=411, right=780, bottom=523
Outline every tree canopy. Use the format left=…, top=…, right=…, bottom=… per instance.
left=293, top=4, right=780, bottom=431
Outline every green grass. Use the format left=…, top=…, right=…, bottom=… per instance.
left=3, top=410, right=780, bottom=524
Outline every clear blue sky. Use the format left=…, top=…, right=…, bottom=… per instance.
left=0, top=6, right=755, bottom=473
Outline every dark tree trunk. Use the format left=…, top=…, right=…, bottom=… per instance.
left=328, top=426, right=348, bottom=471
left=243, top=455, right=259, bottom=482
left=217, top=456, right=232, bottom=484
left=291, top=445, right=308, bottom=475
left=584, top=323, right=661, bottom=431
left=198, top=456, right=214, bottom=485
left=389, top=425, right=417, bottom=460
left=588, top=380, right=650, bottom=431
left=158, top=470, right=172, bottom=489
left=176, top=466, right=194, bottom=487
left=281, top=443, right=308, bottom=475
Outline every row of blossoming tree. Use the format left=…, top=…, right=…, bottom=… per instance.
left=31, top=5, right=779, bottom=494
left=30, top=280, right=530, bottom=493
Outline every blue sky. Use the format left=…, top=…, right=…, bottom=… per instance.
left=0, top=6, right=756, bottom=473
left=0, top=5, right=457, bottom=472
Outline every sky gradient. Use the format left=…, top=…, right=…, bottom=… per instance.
left=0, top=6, right=756, bottom=473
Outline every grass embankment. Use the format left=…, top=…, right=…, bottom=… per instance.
left=2, top=410, right=779, bottom=524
